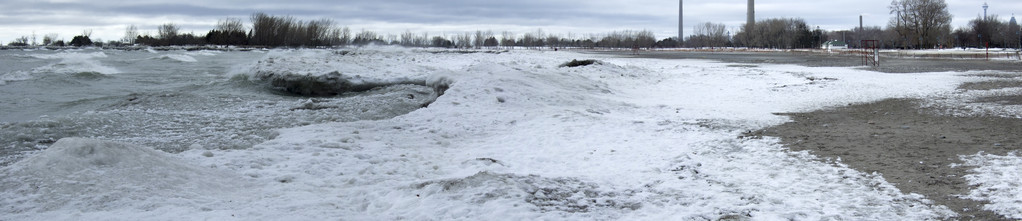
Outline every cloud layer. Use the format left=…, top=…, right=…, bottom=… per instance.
left=1, top=0, right=1020, bottom=44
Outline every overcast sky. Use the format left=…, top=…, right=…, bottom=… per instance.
left=2, top=0, right=1021, bottom=44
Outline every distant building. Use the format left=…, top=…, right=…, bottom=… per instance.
left=822, top=40, right=847, bottom=50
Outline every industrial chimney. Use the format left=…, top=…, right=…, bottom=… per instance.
left=679, top=0, right=683, bottom=42
left=747, top=0, right=755, bottom=32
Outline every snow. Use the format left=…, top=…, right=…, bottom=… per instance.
left=1, top=48, right=1018, bottom=219
left=960, top=153, right=1022, bottom=219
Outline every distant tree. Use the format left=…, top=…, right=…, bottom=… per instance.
left=399, top=30, right=415, bottom=47
left=655, top=37, right=680, bottom=48
left=123, top=25, right=138, bottom=44
left=473, top=30, right=485, bottom=49
left=735, top=18, right=817, bottom=49
left=42, top=33, right=58, bottom=45
left=216, top=17, right=245, bottom=33
left=206, top=18, right=249, bottom=46
left=888, top=0, right=952, bottom=49
left=431, top=36, right=453, bottom=48
left=690, top=22, right=728, bottom=48
left=352, top=29, right=382, bottom=46
left=9, top=36, right=29, bottom=46
left=483, top=36, right=499, bottom=47
left=157, top=23, right=179, bottom=40
left=135, top=35, right=158, bottom=46
left=500, top=31, right=515, bottom=49
left=69, top=35, right=93, bottom=47
left=455, top=32, right=472, bottom=48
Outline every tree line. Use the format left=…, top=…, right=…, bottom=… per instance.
left=5, top=12, right=662, bottom=50
left=7, top=1, right=1020, bottom=50
left=682, top=0, right=1021, bottom=50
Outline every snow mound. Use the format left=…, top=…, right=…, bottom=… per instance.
left=0, top=138, right=245, bottom=216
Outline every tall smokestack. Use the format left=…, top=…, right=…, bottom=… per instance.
left=859, top=15, right=863, bottom=30
left=679, top=0, right=683, bottom=42
left=747, top=0, right=755, bottom=32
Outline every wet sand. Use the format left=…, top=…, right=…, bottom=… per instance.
left=601, top=50, right=1022, bottom=220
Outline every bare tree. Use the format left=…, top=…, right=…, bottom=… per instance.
left=43, top=33, right=58, bottom=45
left=10, top=36, right=29, bottom=46
left=123, top=25, right=138, bottom=44
left=473, top=30, right=484, bottom=49
left=689, top=23, right=729, bottom=47
left=216, top=18, right=245, bottom=33
left=400, top=30, right=415, bottom=46
left=501, top=31, right=515, bottom=49
left=340, top=27, right=351, bottom=46
left=888, top=0, right=952, bottom=49
left=157, top=23, right=179, bottom=40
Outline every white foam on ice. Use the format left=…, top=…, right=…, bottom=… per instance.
left=30, top=51, right=120, bottom=75
left=0, top=138, right=249, bottom=220
left=28, top=51, right=109, bottom=60
left=155, top=54, right=199, bottom=62
left=0, top=70, right=32, bottom=85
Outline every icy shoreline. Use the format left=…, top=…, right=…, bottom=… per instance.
left=2, top=48, right=1018, bottom=219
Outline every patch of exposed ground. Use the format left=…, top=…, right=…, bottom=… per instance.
left=751, top=98, right=1022, bottom=220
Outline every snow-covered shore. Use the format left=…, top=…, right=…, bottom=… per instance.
left=3, top=47, right=1020, bottom=220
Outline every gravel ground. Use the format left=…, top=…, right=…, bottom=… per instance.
left=600, top=50, right=1022, bottom=220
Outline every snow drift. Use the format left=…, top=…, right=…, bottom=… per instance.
left=4, top=48, right=1019, bottom=220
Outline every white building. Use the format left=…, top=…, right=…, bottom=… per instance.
left=822, top=40, right=848, bottom=50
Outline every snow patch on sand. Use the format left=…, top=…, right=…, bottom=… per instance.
left=959, top=153, right=1022, bottom=219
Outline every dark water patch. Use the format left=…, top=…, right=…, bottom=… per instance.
left=1, top=83, right=439, bottom=166
left=254, top=71, right=450, bottom=98
left=559, top=59, right=601, bottom=68
left=69, top=71, right=112, bottom=80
